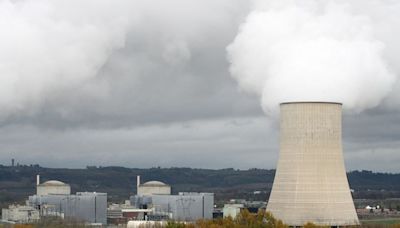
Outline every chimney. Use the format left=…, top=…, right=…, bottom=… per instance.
left=36, top=175, right=40, bottom=186
left=137, top=175, right=140, bottom=191
left=267, top=102, right=359, bottom=226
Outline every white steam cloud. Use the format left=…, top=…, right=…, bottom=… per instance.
left=0, top=0, right=248, bottom=122
left=227, top=0, right=400, bottom=113
left=0, top=0, right=133, bottom=118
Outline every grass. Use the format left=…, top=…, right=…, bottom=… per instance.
left=361, top=218, right=400, bottom=225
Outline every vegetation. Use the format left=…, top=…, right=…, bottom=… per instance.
left=361, top=218, right=400, bottom=226
left=1, top=164, right=400, bottom=209
left=32, top=217, right=87, bottom=228
left=1, top=212, right=400, bottom=228
left=166, top=209, right=287, bottom=228
left=0, top=217, right=87, bottom=228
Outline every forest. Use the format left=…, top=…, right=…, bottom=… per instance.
left=1, top=164, right=400, bottom=210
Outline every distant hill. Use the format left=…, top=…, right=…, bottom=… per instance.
left=1, top=165, right=400, bottom=209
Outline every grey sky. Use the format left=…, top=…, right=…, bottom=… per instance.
left=0, top=0, right=399, bottom=172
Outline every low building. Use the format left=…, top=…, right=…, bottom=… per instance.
left=127, top=220, right=167, bottom=228
left=223, top=204, right=244, bottom=219
left=223, top=200, right=266, bottom=218
left=107, top=202, right=152, bottom=225
left=1, top=205, right=40, bottom=223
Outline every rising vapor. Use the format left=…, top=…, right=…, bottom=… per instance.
left=0, top=0, right=133, bottom=118
left=0, top=0, right=248, bottom=123
left=227, top=0, right=400, bottom=114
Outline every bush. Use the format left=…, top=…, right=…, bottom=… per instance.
left=166, top=209, right=287, bottom=228
left=32, top=216, right=86, bottom=228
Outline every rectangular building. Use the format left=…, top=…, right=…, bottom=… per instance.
left=28, top=192, right=107, bottom=225
left=130, top=192, right=214, bottom=221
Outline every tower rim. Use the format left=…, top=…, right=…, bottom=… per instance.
left=280, top=101, right=342, bottom=105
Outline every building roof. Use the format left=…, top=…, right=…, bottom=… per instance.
left=40, top=180, right=69, bottom=186
left=141, top=181, right=169, bottom=187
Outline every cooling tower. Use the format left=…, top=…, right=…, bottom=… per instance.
left=267, top=102, right=359, bottom=226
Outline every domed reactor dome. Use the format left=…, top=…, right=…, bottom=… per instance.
left=267, top=102, right=359, bottom=226
left=137, top=180, right=171, bottom=196
left=37, top=180, right=71, bottom=195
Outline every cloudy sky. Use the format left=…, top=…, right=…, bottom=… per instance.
left=1, top=0, right=400, bottom=172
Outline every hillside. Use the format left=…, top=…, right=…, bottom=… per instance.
left=1, top=165, right=400, bottom=208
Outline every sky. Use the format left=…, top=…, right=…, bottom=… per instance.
left=0, top=0, right=400, bottom=172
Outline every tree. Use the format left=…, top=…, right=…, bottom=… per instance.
left=167, top=209, right=288, bottom=228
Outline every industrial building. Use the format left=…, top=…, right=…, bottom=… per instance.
left=107, top=201, right=152, bottom=225
left=130, top=192, right=214, bottom=221
left=223, top=204, right=244, bottom=219
left=136, top=176, right=172, bottom=197
left=1, top=205, right=40, bottom=223
left=137, top=177, right=171, bottom=196
left=1, top=176, right=107, bottom=225
left=36, top=178, right=71, bottom=196
left=267, top=102, right=359, bottom=226
left=223, top=200, right=266, bottom=219
left=127, top=176, right=214, bottom=222
left=28, top=192, right=107, bottom=225
left=25, top=175, right=108, bottom=225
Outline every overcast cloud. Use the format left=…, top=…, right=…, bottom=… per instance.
left=0, top=0, right=399, bottom=172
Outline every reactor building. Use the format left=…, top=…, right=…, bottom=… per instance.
left=266, top=102, right=359, bottom=226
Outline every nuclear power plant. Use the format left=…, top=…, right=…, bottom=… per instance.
left=267, top=102, right=359, bottom=226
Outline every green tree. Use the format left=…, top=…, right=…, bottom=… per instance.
left=168, top=209, right=288, bottom=228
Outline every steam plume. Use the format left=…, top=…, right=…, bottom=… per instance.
left=227, top=0, right=399, bottom=113
left=0, top=0, right=133, bottom=118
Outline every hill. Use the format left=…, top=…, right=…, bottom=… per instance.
left=1, top=165, right=400, bottom=209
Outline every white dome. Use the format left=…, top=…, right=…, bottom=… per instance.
left=142, top=181, right=168, bottom=186
left=41, top=180, right=68, bottom=186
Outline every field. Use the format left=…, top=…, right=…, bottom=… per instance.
left=361, top=218, right=400, bottom=225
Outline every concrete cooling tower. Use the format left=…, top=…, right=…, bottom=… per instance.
left=267, top=102, right=359, bottom=226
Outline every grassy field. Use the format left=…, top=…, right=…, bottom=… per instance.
left=361, top=218, right=400, bottom=225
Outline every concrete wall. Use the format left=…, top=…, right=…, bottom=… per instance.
left=37, top=185, right=71, bottom=196
left=267, top=102, right=359, bottom=226
left=28, top=192, right=107, bottom=225
left=137, top=185, right=171, bottom=196
left=131, top=192, right=214, bottom=221
left=76, top=192, right=107, bottom=224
